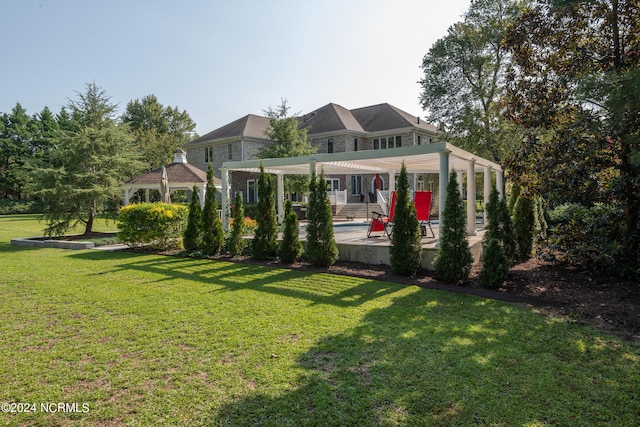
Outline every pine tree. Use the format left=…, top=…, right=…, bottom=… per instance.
left=485, top=186, right=517, bottom=263
left=479, top=238, right=509, bottom=288
left=433, top=172, right=473, bottom=284
left=252, top=163, right=278, bottom=260
left=227, top=192, right=246, bottom=257
left=513, top=193, right=535, bottom=259
left=278, top=200, right=303, bottom=263
left=305, top=169, right=338, bottom=267
left=183, top=185, right=203, bottom=252
left=202, top=164, right=224, bottom=256
left=390, top=162, right=422, bottom=276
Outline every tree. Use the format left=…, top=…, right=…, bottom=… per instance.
left=257, top=99, right=316, bottom=195
left=278, top=200, right=303, bottom=263
left=503, top=0, right=640, bottom=269
left=305, top=169, right=338, bottom=267
left=480, top=186, right=516, bottom=287
left=34, top=84, right=144, bottom=236
left=183, top=185, right=203, bottom=252
left=202, top=164, right=224, bottom=255
left=433, top=172, right=473, bottom=283
left=512, top=193, right=535, bottom=259
left=390, top=162, right=423, bottom=276
left=122, top=94, right=196, bottom=170
left=252, top=163, right=278, bottom=260
left=419, top=0, right=525, bottom=163
left=227, top=192, right=247, bottom=257
left=0, top=103, right=34, bottom=199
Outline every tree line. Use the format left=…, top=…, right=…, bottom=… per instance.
left=0, top=83, right=197, bottom=234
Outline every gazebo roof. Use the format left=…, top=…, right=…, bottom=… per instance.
left=124, top=149, right=221, bottom=190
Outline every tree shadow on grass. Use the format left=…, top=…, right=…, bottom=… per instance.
left=67, top=250, right=403, bottom=308
left=210, top=290, right=639, bottom=426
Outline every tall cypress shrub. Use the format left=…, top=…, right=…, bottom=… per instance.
left=433, top=172, right=473, bottom=284
left=485, top=186, right=517, bottom=263
left=305, top=169, right=338, bottom=267
left=183, top=185, right=203, bottom=251
left=390, top=162, right=422, bottom=276
left=513, top=193, right=535, bottom=259
left=202, top=164, right=224, bottom=255
left=480, top=186, right=513, bottom=288
left=227, top=191, right=247, bottom=257
left=252, top=163, right=278, bottom=260
left=278, top=199, right=303, bottom=263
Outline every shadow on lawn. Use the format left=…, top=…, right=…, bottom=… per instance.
left=209, top=290, right=638, bottom=426
left=68, top=250, right=402, bottom=308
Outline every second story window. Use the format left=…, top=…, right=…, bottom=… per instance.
left=205, top=146, right=214, bottom=163
left=227, top=143, right=233, bottom=160
left=354, top=138, right=359, bottom=151
left=327, top=138, right=334, bottom=153
left=373, top=136, right=402, bottom=150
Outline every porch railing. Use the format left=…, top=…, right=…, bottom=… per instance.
left=327, top=190, right=347, bottom=205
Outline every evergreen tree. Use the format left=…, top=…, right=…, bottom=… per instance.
left=433, top=172, right=473, bottom=284
left=227, top=192, right=247, bottom=257
left=485, top=186, right=517, bottom=263
left=252, top=163, right=278, bottom=260
left=390, top=162, right=422, bottom=276
left=305, top=169, right=338, bottom=267
left=512, top=193, right=535, bottom=259
left=183, top=185, right=203, bottom=251
left=278, top=200, right=303, bottom=263
left=202, top=164, right=224, bottom=255
left=479, top=237, right=509, bottom=289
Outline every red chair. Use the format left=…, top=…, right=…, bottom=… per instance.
left=367, top=191, right=396, bottom=238
left=414, top=191, right=435, bottom=238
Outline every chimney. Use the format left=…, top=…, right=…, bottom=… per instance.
left=417, top=116, right=420, bottom=124
left=173, top=148, right=188, bottom=163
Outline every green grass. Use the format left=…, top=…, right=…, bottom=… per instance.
left=0, top=215, right=638, bottom=426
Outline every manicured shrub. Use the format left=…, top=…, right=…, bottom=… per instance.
left=202, top=164, right=224, bottom=256
left=485, top=186, right=517, bottom=264
left=433, top=172, right=473, bottom=284
left=390, top=162, right=422, bottom=276
left=183, top=186, right=203, bottom=252
left=118, top=202, right=188, bottom=249
left=227, top=192, right=247, bottom=257
left=512, top=193, right=535, bottom=259
left=252, top=163, right=278, bottom=260
left=480, top=237, right=509, bottom=289
left=305, top=169, right=338, bottom=267
left=278, top=200, right=303, bottom=263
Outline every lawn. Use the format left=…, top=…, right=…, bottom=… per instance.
left=0, top=215, right=638, bottom=426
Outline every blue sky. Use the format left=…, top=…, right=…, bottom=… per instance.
left=1, top=0, right=470, bottom=135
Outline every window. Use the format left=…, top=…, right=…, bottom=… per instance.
left=227, top=143, right=233, bottom=160
left=325, top=178, right=340, bottom=191
left=373, top=136, right=402, bottom=150
left=351, top=176, right=362, bottom=195
left=354, top=138, right=359, bottom=151
left=417, top=135, right=422, bottom=145
left=247, top=180, right=257, bottom=203
left=205, top=146, right=214, bottom=163
left=327, top=138, right=334, bottom=153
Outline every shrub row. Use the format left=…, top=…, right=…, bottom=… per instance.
left=118, top=203, right=188, bottom=249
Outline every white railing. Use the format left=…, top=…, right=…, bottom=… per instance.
left=327, top=190, right=347, bottom=205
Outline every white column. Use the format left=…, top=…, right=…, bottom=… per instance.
left=221, top=168, right=229, bottom=231
left=309, top=159, right=317, bottom=175
left=456, top=170, right=464, bottom=199
left=145, top=189, right=150, bottom=203
left=124, top=188, right=130, bottom=206
left=388, top=171, right=396, bottom=193
left=483, top=165, right=492, bottom=225
left=438, top=149, right=450, bottom=224
left=199, top=185, right=206, bottom=209
left=467, top=159, right=477, bottom=235
left=496, top=169, right=504, bottom=200
left=277, top=173, right=284, bottom=225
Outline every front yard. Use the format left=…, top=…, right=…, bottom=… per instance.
left=0, top=215, right=638, bottom=426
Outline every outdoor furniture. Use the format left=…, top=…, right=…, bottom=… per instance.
left=367, top=191, right=396, bottom=238
left=414, top=191, right=435, bottom=238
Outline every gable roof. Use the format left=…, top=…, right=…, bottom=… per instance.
left=125, top=162, right=216, bottom=186
left=188, top=114, right=271, bottom=144
left=186, top=102, right=438, bottom=147
left=351, top=103, right=439, bottom=133
left=298, top=103, right=365, bottom=134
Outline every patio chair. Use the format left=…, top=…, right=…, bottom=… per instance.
left=367, top=191, right=396, bottom=238
left=414, top=191, right=435, bottom=238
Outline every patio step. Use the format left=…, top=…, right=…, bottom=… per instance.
left=335, top=203, right=381, bottom=220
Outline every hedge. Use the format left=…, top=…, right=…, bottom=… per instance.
left=118, top=203, right=188, bottom=249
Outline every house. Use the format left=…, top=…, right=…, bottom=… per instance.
left=183, top=103, right=441, bottom=205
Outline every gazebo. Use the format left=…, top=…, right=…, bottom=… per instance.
left=123, top=149, right=221, bottom=207
left=220, top=142, right=504, bottom=237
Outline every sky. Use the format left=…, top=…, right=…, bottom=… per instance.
left=1, top=0, right=471, bottom=135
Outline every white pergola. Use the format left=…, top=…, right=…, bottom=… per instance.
left=220, top=142, right=503, bottom=237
